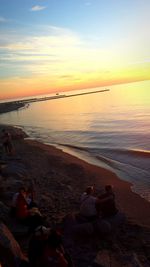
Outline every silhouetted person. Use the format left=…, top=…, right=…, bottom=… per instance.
left=80, top=186, right=99, bottom=221
left=97, top=185, right=118, bottom=218
left=1, top=129, right=13, bottom=155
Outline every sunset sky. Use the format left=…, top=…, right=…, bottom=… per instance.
left=0, top=0, right=150, bottom=100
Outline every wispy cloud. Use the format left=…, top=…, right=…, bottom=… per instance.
left=0, top=24, right=149, bottom=85
left=30, top=5, right=47, bottom=12
left=0, top=16, right=8, bottom=22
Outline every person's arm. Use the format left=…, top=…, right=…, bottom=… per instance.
left=98, top=194, right=114, bottom=203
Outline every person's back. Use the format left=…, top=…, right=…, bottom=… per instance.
left=40, top=229, right=68, bottom=267
left=12, top=192, right=19, bottom=207
left=80, top=186, right=98, bottom=220
left=28, top=226, right=50, bottom=267
left=98, top=185, right=118, bottom=218
left=42, top=247, right=68, bottom=267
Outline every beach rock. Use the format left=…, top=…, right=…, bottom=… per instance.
left=0, top=222, right=27, bottom=267
left=11, top=127, right=27, bottom=140
left=2, top=162, right=27, bottom=178
left=94, top=249, right=111, bottom=267
left=5, top=178, right=24, bottom=192
left=0, top=177, right=24, bottom=203
left=73, top=222, right=94, bottom=236
left=0, top=176, right=4, bottom=193
left=94, top=251, right=146, bottom=267
left=0, top=201, right=10, bottom=224
left=119, top=253, right=145, bottom=267
left=93, top=219, right=111, bottom=235
left=0, top=125, right=27, bottom=139
left=9, top=220, right=29, bottom=238
left=106, top=212, right=126, bottom=229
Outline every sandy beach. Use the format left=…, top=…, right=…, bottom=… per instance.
left=15, top=139, right=150, bottom=226
left=1, top=124, right=150, bottom=227
left=0, top=121, right=150, bottom=266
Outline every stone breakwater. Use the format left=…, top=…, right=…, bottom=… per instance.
left=0, top=102, right=26, bottom=114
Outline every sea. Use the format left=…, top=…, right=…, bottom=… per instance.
left=0, top=80, right=150, bottom=202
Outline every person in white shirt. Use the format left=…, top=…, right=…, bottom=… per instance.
left=80, top=186, right=98, bottom=221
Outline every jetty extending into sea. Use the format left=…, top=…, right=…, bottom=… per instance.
left=0, top=89, right=109, bottom=114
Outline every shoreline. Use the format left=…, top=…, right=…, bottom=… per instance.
left=0, top=124, right=150, bottom=228
left=1, top=98, right=150, bottom=266
left=0, top=99, right=150, bottom=228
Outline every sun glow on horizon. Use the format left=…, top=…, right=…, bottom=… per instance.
left=0, top=0, right=150, bottom=100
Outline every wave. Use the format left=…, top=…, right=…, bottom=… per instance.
left=57, top=143, right=150, bottom=159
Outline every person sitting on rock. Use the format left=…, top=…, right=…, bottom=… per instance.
left=79, top=186, right=99, bottom=222
left=15, top=187, right=43, bottom=230
left=28, top=225, right=50, bottom=267
left=41, top=229, right=70, bottom=267
left=97, top=185, right=126, bottom=228
left=26, top=187, right=37, bottom=209
left=97, top=185, right=118, bottom=218
left=11, top=186, right=38, bottom=214
left=29, top=227, right=72, bottom=267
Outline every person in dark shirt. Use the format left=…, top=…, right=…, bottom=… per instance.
left=28, top=225, right=50, bottom=267
left=97, top=185, right=118, bottom=218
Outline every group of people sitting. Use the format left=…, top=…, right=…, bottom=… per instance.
left=79, top=184, right=122, bottom=224
left=10, top=186, right=73, bottom=267
left=9, top=184, right=124, bottom=267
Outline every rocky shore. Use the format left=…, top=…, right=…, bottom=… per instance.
left=0, top=122, right=150, bottom=266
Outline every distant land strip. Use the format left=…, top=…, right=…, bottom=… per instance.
left=0, top=89, right=110, bottom=114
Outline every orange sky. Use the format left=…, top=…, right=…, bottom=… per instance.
left=0, top=0, right=150, bottom=101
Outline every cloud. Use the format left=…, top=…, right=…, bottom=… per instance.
left=0, top=24, right=149, bottom=83
left=30, top=5, right=47, bottom=11
left=0, top=16, right=8, bottom=22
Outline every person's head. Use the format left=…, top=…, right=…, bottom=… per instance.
left=34, top=225, right=51, bottom=240
left=26, top=187, right=33, bottom=196
left=19, top=186, right=27, bottom=197
left=85, top=186, right=94, bottom=195
left=105, top=185, right=113, bottom=193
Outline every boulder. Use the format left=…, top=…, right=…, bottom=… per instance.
left=94, top=251, right=145, bottom=267
left=93, top=219, right=111, bottom=235
left=2, top=162, right=27, bottom=178
left=0, top=222, right=27, bottom=267
left=73, top=221, right=94, bottom=236
left=0, top=202, right=10, bottom=224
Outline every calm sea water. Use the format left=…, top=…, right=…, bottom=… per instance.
left=0, top=81, right=150, bottom=201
